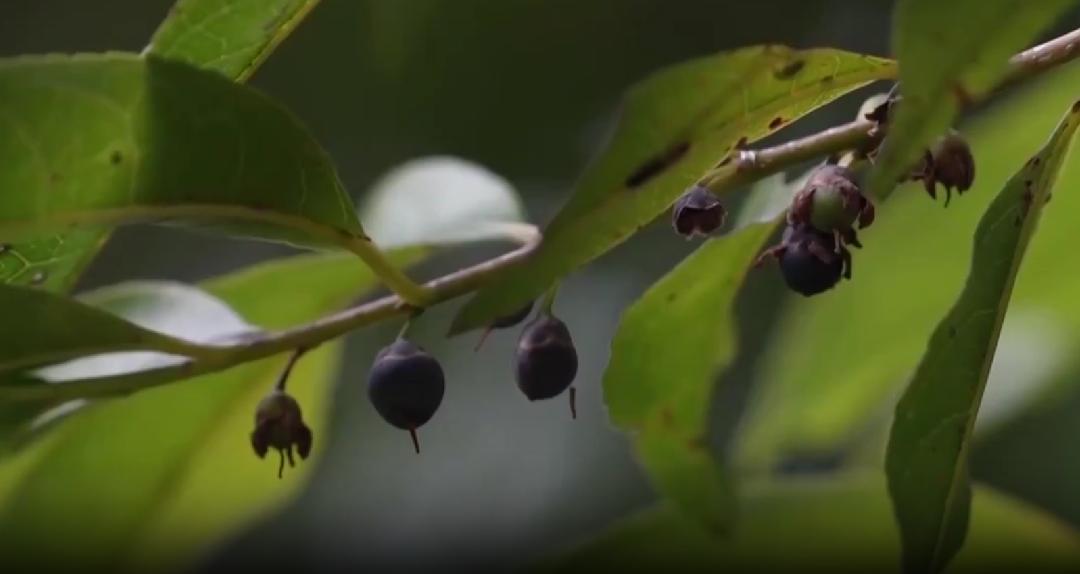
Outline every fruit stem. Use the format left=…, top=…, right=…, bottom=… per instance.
left=409, top=428, right=421, bottom=454
left=540, top=283, right=560, bottom=316
left=273, top=347, right=307, bottom=392
left=473, top=327, right=494, bottom=352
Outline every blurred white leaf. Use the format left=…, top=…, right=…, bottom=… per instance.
left=35, top=281, right=255, bottom=381
left=361, top=156, right=527, bottom=248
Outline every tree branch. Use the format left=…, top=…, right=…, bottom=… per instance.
left=6, top=27, right=1080, bottom=402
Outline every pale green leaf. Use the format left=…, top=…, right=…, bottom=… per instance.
left=0, top=248, right=425, bottom=571
left=735, top=62, right=1080, bottom=471
left=148, top=0, right=320, bottom=82
left=885, top=101, right=1080, bottom=574
left=0, top=0, right=321, bottom=293
left=604, top=224, right=774, bottom=531
left=0, top=54, right=364, bottom=250
left=545, top=475, right=1080, bottom=573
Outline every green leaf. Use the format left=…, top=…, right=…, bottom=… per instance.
left=148, top=0, right=321, bottom=82
left=0, top=230, right=105, bottom=290
left=866, top=0, right=1074, bottom=199
left=0, top=248, right=425, bottom=571
left=544, top=475, right=1080, bottom=573
left=0, top=53, right=364, bottom=251
left=0, top=283, right=213, bottom=375
left=0, top=0, right=320, bottom=293
left=603, top=224, right=774, bottom=530
left=735, top=61, right=1080, bottom=471
left=449, top=47, right=896, bottom=334
left=885, top=102, right=1080, bottom=574
left=360, top=156, right=528, bottom=247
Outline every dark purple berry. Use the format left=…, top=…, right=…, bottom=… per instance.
left=368, top=338, right=445, bottom=453
left=672, top=185, right=726, bottom=239
left=756, top=224, right=851, bottom=297
left=778, top=226, right=846, bottom=296
left=251, top=390, right=313, bottom=478
left=515, top=315, right=578, bottom=402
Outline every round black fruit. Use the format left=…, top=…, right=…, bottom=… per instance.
left=777, top=225, right=845, bottom=297
left=515, top=316, right=578, bottom=401
left=368, top=339, right=445, bottom=431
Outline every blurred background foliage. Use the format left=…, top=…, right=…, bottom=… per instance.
left=3, top=0, right=1080, bottom=571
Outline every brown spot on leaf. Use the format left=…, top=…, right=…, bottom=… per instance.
left=952, top=84, right=974, bottom=107
left=948, top=326, right=957, bottom=339
left=820, top=74, right=835, bottom=84
left=110, top=150, right=123, bottom=165
left=659, top=407, right=675, bottom=428
left=769, top=117, right=785, bottom=130
left=1072, top=99, right=1080, bottom=113
left=686, top=436, right=709, bottom=451
left=773, top=59, right=805, bottom=80
left=666, top=292, right=678, bottom=303
left=735, top=136, right=749, bottom=149
left=625, top=141, right=691, bottom=189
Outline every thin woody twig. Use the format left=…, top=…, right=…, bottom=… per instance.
left=6, top=27, right=1080, bottom=403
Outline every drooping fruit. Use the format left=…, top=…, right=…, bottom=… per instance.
left=515, top=315, right=578, bottom=402
left=671, top=185, right=727, bottom=239
left=251, top=390, right=313, bottom=478
left=913, top=131, right=976, bottom=205
left=788, top=164, right=874, bottom=242
left=756, top=224, right=850, bottom=297
left=368, top=338, right=445, bottom=453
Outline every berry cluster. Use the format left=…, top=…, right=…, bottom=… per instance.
left=365, top=306, right=578, bottom=453
left=756, top=164, right=872, bottom=296
left=668, top=93, right=977, bottom=298
left=249, top=95, right=979, bottom=476
left=250, top=303, right=580, bottom=472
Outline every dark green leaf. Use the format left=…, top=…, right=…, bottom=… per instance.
left=149, top=0, right=320, bottom=82
left=450, top=47, right=895, bottom=334
left=866, top=0, right=1074, bottom=199
left=1, top=1, right=320, bottom=293
left=0, top=54, right=365, bottom=251
left=735, top=62, right=1080, bottom=471
left=544, top=475, right=1080, bottom=573
left=886, top=101, right=1080, bottom=574
left=603, top=224, right=774, bottom=530
left=0, top=248, right=425, bottom=571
